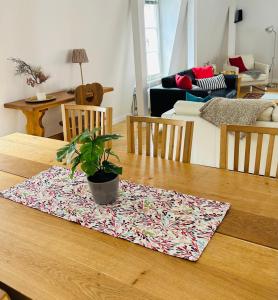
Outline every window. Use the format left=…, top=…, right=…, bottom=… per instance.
left=144, top=0, right=161, bottom=82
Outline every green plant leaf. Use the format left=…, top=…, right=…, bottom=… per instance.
left=81, top=161, right=98, bottom=176
left=56, top=143, right=76, bottom=162
left=105, top=148, right=120, bottom=161
left=56, top=129, right=122, bottom=178
left=102, top=160, right=122, bottom=175
left=80, top=142, right=103, bottom=163
left=94, top=134, right=122, bottom=143
left=70, top=155, right=82, bottom=178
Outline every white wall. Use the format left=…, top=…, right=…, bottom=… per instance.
left=196, top=0, right=235, bottom=71
left=236, top=0, right=278, bottom=80
left=0, top=0, right=135, bottom=137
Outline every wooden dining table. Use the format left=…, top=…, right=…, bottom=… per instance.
left=0, top=133, right=277, bottom=300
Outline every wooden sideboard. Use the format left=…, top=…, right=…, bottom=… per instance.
left=4, top=88, right=113, bottom=137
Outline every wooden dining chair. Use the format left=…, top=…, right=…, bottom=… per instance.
left=127, top=116, right=194, bottom=163
left=220, top=124, right=278, bottom=177
left=61, top=104, right=112, bottom=143
left=75, top=82, right=104, bottom=106
left=0, top=289, right=11, bottom=300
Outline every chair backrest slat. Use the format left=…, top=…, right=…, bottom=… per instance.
left=153, top=123, right=159, bottom=157
left=265, top=134, right=275, bottom=177
left=220, top=124, right=278, bottom=177
left=146, top=123, right=151, bottom=156
left=183, top=122, right=194, bottom=163
left=234, top=131, right=240, bottom=171
left=138, top=122, right=143, bottom=154
left=161, top=124, right=167, bottom=159
left=61, top=104, right=112, bottom=145
left=127, top=116, right=194, bottom=163
left=84, top=110, right=89, bottom=130
left=254, top=133, right=263, bottom=175
left=175, top=126, right=183, bottom=162
left=168, top=125, right=175, bottom=160
left=71, top=110, right=77, bottom=137
left=244, top=132, right=251, bottom=173
left=220, top=125, right=228, bottom=169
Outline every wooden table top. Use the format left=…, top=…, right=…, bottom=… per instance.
left=4, top=88, right=113, bottom=111
left=0, top=133, right=277, bottom=300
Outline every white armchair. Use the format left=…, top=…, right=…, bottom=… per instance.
left=223, top=54, right=270, bottom=90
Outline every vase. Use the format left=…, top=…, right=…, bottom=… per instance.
left=35, top=84, right=46, bottom=100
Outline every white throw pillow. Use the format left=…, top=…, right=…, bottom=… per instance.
left=257, top=107, right=274, bottom=121
left=174, top=101, right=204, bottom=116
left=272, top=105, right=278, bottom=122
left=196, top=74, right=227, bottom=90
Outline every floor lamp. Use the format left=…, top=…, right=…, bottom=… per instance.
left=265, top=25, right=277, bottom=87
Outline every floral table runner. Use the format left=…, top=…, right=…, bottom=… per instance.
left=0, top=166, right=230, bottom=261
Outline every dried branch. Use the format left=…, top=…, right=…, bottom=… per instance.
left=8, top=58, right=50, bottom=87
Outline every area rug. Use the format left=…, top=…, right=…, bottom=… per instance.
left=0, top=166, right=230, bottom=261
left=243, top=92, right=264, bottom=99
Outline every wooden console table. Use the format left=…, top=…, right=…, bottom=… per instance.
left=4, top=88, right=113, bottom=137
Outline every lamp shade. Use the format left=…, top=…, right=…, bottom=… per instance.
left=72, top=49, right=89, bottom=63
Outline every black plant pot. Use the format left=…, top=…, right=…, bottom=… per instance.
left=87, top=172, right=119, bottom=205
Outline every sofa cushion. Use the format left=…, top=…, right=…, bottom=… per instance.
left=174, top=100, right=204, bottom=116
left=240, top=72, right=267, bottom=82
left=196, top=74, right=227, bottom=90
left=192, top=84, right=202, bottom=90
left=186, top=92, right=212, bottom=103
left=258, top=107, right=274, bottom=121
left=210, top=89, right=237, bottom=98
left=192, top=66, right=214, bottom=79
left=272, top=105, right=278, bottom=122
left=175, top=74, right=192, bottom=89
left=161, top=75, right=176, bottom=88
left=229, top=56, right=248, bottom=73
left=178, top=69, right=196, bottom=81
left=229, top=55, right=254, bottom=70
left=162, top=69, right=196, bottom=88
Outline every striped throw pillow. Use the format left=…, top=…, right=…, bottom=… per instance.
left=196, top=74, right=227, bottom=90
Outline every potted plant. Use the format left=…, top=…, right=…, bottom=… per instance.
left=56, top=128, right=122, bottom=205
left=9, top=57, right=49, bottom=100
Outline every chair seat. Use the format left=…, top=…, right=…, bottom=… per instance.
left=240, top=72, right=267, bottom=82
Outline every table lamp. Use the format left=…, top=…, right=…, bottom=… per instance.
left=72, top=49, right=89, bottom=85
left=265, top=25, right=277, bottom=87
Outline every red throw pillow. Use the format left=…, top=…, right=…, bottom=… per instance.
left=229, top=56, right=247, bottom=73
left=175, top=74, right=192, bottom=89
left=192, top=66, right=214, bottom=79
